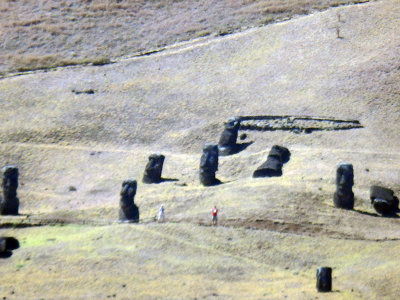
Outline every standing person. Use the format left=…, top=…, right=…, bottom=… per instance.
left=158, top=204, right=165, bottom=223
left=211, top=205, right=218, bottom=226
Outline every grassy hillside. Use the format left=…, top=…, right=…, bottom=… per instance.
left=0, top=0, right=399, bottom=298
left=0, top=0, right=367, bottom=75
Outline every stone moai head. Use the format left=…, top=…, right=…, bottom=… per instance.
left=333, top=163, right=354, bottom=209
left=119, top=179, right=139, bottom=222
left=316, top=267, right=332, bottom=292
left=0, top=165, right=19, bottom=215
left=0, top=236, right=19, bottom=258
left=200, top=144, right=220, bottom=186
left=252, top=145, right=290, bottom=178
left=218, top=117, right=241, bottom=155
left=336, top=163, right=354, bottom=190
left=142, top=154, right=165, bottom=184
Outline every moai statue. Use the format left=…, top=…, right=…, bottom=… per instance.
left=269, top=145, right=291, bottom=163
left=0, top=165, right=19, bottom=215
left=218, top=117, right=241, bottom=156
left=142, top=154, right=165, bottom=184
left=119, top=180, right=139, bottom=223
left=253, top=145, right=290, bottom=177
left=370, top=186, right=399, bottom=216
left=333, top=163, right=354, bottom=210
left=0, top=237, right=19, bottom=253
left=316, top=267, right=332, bottom=292
left=200, top=144, right=220, bottom=186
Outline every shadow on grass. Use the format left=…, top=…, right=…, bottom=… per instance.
left=160, top=177, right=179, bottom=183
left=353, top=209, right=399, bottom=218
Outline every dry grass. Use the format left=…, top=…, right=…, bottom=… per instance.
left=0, top=0, right=367, bottom=75
left=0, top=0, right=399, bottom=298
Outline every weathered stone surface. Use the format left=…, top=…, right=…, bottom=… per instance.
left=0, top=237, right=19, bottom=252
left=218, top=117, right=241, bottom=156
left=316, top=267, right=332, bottom=292
left=253, top=145, right=290, bottom=178
left=370, top=185, right=398, bottom=215
left=0, top=165, right=19, bottom=215
left=200, top=144, right=220, bottom=186
left=253, top=156, right=283, bottom=177
left=0, top=237, right=19, bottom=258
left=333, top=163, right=354, bottom=210
left=142, top=154, right=165, bottom=184
left=119, top=179, right=139, bottom=222
left=269, top=145, right=291, bottom=163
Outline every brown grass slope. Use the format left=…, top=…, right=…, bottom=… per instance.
left=0, top=0, right=367, bottom=75
left=0, top=0, right=400, bottom=299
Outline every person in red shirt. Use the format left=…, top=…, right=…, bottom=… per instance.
left=211, top=206, right=218, bottom=225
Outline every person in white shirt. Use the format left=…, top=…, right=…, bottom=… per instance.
left=158, top=204, right=165, bottom=223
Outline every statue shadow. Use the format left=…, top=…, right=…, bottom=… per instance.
left=353, top=209, right=399, bottom=218
left=160, top=177, right=179, bottom=183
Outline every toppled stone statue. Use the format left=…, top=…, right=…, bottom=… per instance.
left=253, top=145, right=290, bottom=177
left=200, top=144, right=220, bottom=186
left=142, top=154, right=165, bottom=184
left=0, top=166, right=19, bottom=215
left=119, top=180, right=139, bottom=223
left=333, top=163, right=354, bottom=210
left=218, top=117, right=241, bottom=156
left=316, top=267, right=332, bottom=292
left=370, top=185, right=399, bottom=216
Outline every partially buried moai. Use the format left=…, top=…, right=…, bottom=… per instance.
left=0, top=165, right=19, bottom=215
left=253, top=145, right=290, bottom=177
left=119, top=179, right=139, bottom=222
left=333, top=163, right=354, bottom=210
left=200, top=144, right=220, bottom=186
left=218, top=117, right=241, bottom=156
left=142, top=154, right=165, bottom=184
left=316, top=267, right=332, bottom=292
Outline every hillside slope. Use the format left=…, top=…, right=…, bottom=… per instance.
left=0, top=0, right=399, bottom=299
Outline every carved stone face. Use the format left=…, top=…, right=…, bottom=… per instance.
left=120, top=180, right=137, bottom=204
left=2, top=166, right=19, bottom=191
left=336, top=163, right=353, bottom=189
left=200, top=144, right=218, bottom=172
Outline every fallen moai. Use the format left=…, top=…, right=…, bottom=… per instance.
left=200, top=143, right=220, bottom=186
left=218, top=117, right=241, bottom=156
left=370, top=185, right=399, bottom=216
left=142, top=154, right=165, bottom=184
left=316, top=267, right=332, bottom=292
left=253, top=145, right=290, bottom=177
left=333, top=163, right=354, bottom=210
left=0, top=165, right=19, bottom=215
left=119, top=180, right=139, bottom=222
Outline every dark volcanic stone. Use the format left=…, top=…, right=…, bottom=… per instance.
left=252, top=145, right=290, bottom=178
left=119, top=180, right=139, bottom=222
left=370, top=186, right=398, bottom=215
left=316, top=267, right=332, bottom=292
left=142, top=154, right=165, bottom=184
left=269, top=145, right=291, bottom=163
left=218, top=117, right=241, bottom=156
left=253, top=156, right=283, bottom=177
left=333, top=163, right=354, bottom=210
left=200, top=144, right=220, bottom=186
left=0, top=166, right=19, bottom=215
